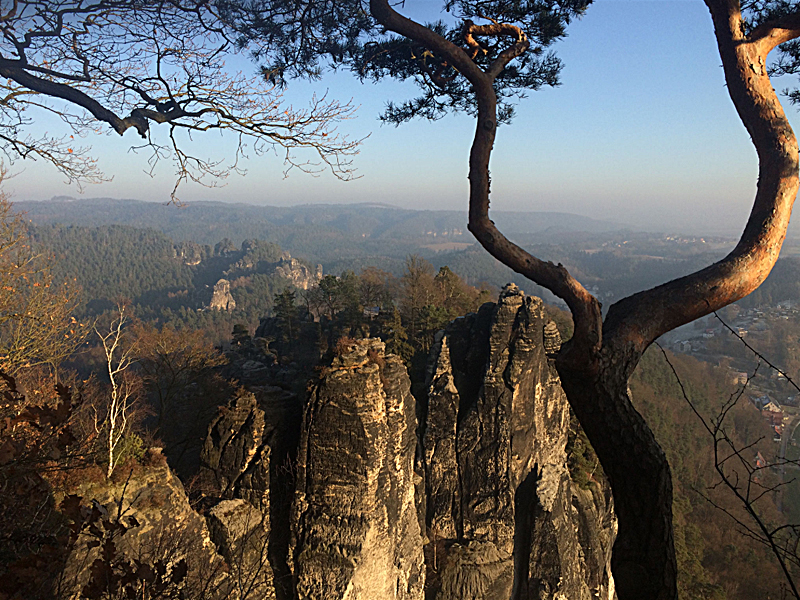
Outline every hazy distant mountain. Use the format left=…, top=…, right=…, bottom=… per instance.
left=15, top=197, right=628, bottom=263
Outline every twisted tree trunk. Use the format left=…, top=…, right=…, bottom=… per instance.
left=370, top=0, right=800, bottom=597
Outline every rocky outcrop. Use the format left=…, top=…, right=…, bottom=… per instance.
left=207, top=499, right=274, bottom=600
left=273, top=255, right=322, bottom=290
left=200, top=390, right=271, bottom=511
left=209, top=278, right=235, bottom=311
left=197, top=390, right=282, bottom=599
left=199, top=385, right=303, bottom=600
left=219, top=244, right=321, bottom=290
left=173, top=240, right=203, bottom=265
left=196, top=287, right=615, bottom=600
left=290, top=339, right=425, bottom=600
left=422, top=284, right=615, bottom=600
left=61, top=456, right=227, bottom=599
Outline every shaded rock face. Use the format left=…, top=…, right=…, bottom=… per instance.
left=209, top=278, right=236, bottom=311
left=422, top=284, right=616, bottom=600
left=290, top=339, right=425, bottom=600
left=200, top=386, right=303, bottom=600
left=200, top=390, right=271, bottom=512
left=62, top=459, right=227, bottom=599
left=199, top=391, right=276, bottom=594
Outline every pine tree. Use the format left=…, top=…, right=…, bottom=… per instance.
left=385, top=307, right=414, bottom=364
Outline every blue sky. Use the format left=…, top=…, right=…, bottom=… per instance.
left=9, top=0, right=800, bottom=235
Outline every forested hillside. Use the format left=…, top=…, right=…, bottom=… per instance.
left=29, top=224, right=312, bottom=341
left=17, top=197, right=623, bottom=248
left=32, top=225, right=194, bottom=313
left=630, top=350, right=785, bottom=599
left=18, top=198, right=751, bottom=309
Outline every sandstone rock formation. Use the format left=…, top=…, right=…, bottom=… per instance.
left=200, top=390, right=271, bottom=511
left=209, top=278, right=235, bottom=311
left=173, top=240, right=203, bottom=265
left=273, top=255, right=322, bottom=290
left=199, top=384, right=303, bottom=600
left=195, top=288, right=615, bottom=600
left=290, top=339, right=425, bottom=600
left=422, top=284, right=615, bottom=600
left=61, top=455, right=227, bottom=599
left=207, top=499, right=274, bottom=600
left=53, top=287, right=615, bottom=600
left=198, top=390, right=281, bottom=599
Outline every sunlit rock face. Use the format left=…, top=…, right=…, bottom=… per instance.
left=422, top=284, right=616, bottom=600
left=273, top=254, right=323, bottom=290
left=290, top=338, right=425, bottom=600
left=209, top=278, right=236, bottom=311
left=196, top=287, right=616, bottom=600
left=61, top=457, right=228, bottom=599
left=173, top=240, right=203, bottom=265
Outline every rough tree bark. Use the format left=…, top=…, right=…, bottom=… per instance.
left=369, top=0, right=800, bottom=598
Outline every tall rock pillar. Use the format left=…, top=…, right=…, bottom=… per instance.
left=423, top=284, right=616, bottom=600
left=291, top=339, right=425, bottom=600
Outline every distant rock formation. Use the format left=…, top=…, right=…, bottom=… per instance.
left=273, top=254, right=322, bottom=290
left=173, top=240, right=203, bottom=265
left=217, top=243, right=321, bottom=290
left=214, top=238, right=237, bottom=256
left=290, top=339, right=425, bottom=600
left=209, top=278, right=235, bottom=311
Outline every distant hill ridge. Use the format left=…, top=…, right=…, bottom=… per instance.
left=16, top=196, right=627, bottom=248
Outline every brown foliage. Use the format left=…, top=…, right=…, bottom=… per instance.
left=0, top=369, right=84, bottom=599
left=0, top=195, right=86, bottom=376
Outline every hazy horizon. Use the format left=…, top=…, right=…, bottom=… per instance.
left=6, top=1, right=797, bottom=238
left=17, top=193, right=789, bottom=240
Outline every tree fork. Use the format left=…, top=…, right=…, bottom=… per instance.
left=371, top=0, right=800, bottom=598
left=603, top=0, right=799, bottom=354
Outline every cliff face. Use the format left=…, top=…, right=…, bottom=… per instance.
left=422, top=285, right=615, bottom=600
left=56, top=288, right=612, bottom=600
left=198, top=386, right=303, bottom=600
left=199, top=390, right=271, bottom=512
left=290, top=339, right=425, bottom=600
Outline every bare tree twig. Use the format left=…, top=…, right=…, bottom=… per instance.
left=655, top=341, right=800, bottom=598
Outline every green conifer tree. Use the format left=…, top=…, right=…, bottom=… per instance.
left=385, top=307, right=414, bottom=364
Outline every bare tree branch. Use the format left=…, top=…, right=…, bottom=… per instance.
left=0, top=1, right=363, bottom=198
left=656, top=343, right=800, bottom=598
